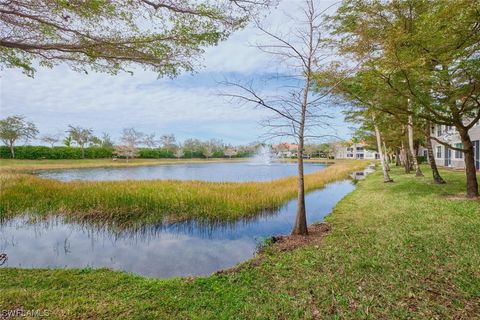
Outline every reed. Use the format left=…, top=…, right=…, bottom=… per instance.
left=0, top=160, right=368, bottom=227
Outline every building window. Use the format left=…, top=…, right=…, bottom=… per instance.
left=347, top=153, right=353, bottom=158
left=347, top=147, right=353, bottom=152
left=356, top=154, right=364, bottom=159
left=454, top=143, right=463, bottom=159
left=437, top=125, right=442, bottom=137
left=356, top=147, right=364, bottom=152
left=436, top=146, right=442, bottom=158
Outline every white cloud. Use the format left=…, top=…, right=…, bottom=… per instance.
left=0, top=0, right=346, bottom=145
left=0, top=67, right=272, bottom=142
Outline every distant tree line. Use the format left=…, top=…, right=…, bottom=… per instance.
left=0, top=115, right=255, bottom=160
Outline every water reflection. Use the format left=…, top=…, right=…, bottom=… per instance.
left=350, top=164, right=375, bottom=181
left=0, top=180, right=355, bottom=278
left=37, top=162, right=327, bottom=182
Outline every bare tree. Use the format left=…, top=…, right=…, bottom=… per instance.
left=120, top=128, right=144, bottom=148
left=202, top=144, right=214, bottom=160
left=224, top=147, right=238, bottom=159
left=115, top=128, right=144, bottom=162
left=40, top=133, right=61, bottom=147
left=66, top=125, right=93, bottom=158
left=0, top=115, right=38, bottom=158
left=221, top=0, right=338, bottom=235
left=143, top=133, right=158, bottom=148
left=113, top=145, right=139, bottom=163
left=174, top=147, right=184, bottom=160
left=160, top=134, right=177, bottom=151
left=183, top=138, right=202, bottom=158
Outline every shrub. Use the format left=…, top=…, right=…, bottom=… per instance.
left=0, top=146, right=113, bottom=159
left=138, top=148, right=174, bottom=158
left=417, top=156, right=427, bottom=164
left=0, top=146, right=253, bottom=159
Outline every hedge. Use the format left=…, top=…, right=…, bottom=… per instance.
left=138, top=148, right=175, bottom=159
left=0, top=146, right=253, bottom=160
left=417, top=156, right=427, bottom=164
left=0, top=146, right=113, bottom=159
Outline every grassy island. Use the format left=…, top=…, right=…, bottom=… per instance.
left=0, top=159, right=365, bottom=227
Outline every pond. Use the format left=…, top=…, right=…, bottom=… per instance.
left=37, top=161, right=327, bottom=182
left=0, top=180, right=355, bottom=278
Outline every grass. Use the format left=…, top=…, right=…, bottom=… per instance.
left=0, top=166, right=478, bottom=319
left=0, top=159, right=364, bottom=227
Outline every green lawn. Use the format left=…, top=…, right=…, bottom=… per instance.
left=0, top=166, right=479, bottom=319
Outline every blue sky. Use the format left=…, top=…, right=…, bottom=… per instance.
left=0, top=0, right=351, bottom=145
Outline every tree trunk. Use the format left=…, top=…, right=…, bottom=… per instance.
left=9, top=143, right=15, bottom=158
left=291, top=93, right=308, bottom=236
left=425, top=123, right=445, bottom=184
left=373, top=116, right=393, bottom=183
left=382, top=140, right=390, bottom=171
left=458, top=128, right=479, bottom=198
left=407, top=109, right=423, bottom=177
left=401, top=141, right=411, bottom=174
left=400, top=140, right=410, bottom=174
left=395, top=148, right=400, bottom=166
left=292, top=143, right=308, bottom=235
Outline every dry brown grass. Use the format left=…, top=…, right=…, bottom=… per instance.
left=0, top=160, right=368, bottom=226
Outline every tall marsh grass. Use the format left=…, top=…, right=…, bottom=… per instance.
left=0, top=161, right=368, bottom=227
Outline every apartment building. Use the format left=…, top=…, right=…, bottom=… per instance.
left=272, top=143, right=298, bottom=158
left=334, top=142, right=380, bottom=160
left=430, top=123, right=480, bottom=170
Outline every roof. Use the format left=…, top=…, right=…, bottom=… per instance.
left=272, top=143, right=298, bottom=151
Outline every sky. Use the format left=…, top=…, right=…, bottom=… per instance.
left=0, top=0, right=351, bottom=146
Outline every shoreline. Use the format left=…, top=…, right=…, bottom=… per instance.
left=0, top=160, right=368, bottom=228
left=0, top=157, right=336, bottom=173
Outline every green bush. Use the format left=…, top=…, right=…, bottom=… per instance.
left=417, top=155, right=427, bottom=164
left=181, top=150, right=205, bottom=158
left=212, top=150, right=225, bottom=158
left=0, top=146, right=113, bottom=159
left=0, top=146, right=253, bottom=159
left=138, top=148, right=174, bottom=159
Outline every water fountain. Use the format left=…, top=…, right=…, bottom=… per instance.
left=250, top=145, right=276, bottom=165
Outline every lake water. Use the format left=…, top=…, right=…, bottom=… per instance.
left=0, top=180, right=355, bottom=278
left=37, top=162, right=327, bottom=182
